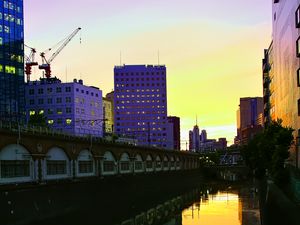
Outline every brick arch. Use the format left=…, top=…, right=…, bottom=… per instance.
left=0, top=144, right=33, bottom=160
left=133, top=153, right=144, bottom=161
left=45, top=146, right=72, bottom=160
left=119, top=152, right=131, bottom=161
left=102, top=150, right=117, bottom=161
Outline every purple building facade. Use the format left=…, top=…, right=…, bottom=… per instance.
left=114, top=65, right=168, bottom=148
left=25, top=78, right=103, bottom=137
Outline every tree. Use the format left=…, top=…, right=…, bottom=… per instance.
left=242, top=119, right=294, bottom=185
left=28, top=113, right=48, bottom=128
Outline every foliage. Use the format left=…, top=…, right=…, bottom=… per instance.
left=242, top=119, right=294, bottom=186
left=199, top=151, right=221, bottom=167
left=28, top=113, right=48, bottom=128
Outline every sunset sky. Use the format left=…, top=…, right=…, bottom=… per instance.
left=24, top=0, right=272, bottom=146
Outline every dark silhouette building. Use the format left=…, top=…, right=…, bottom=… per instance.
left=167, top=116, right=181, bottom=150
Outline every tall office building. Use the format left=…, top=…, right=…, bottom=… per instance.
left=114, top=65, right=168, bottom=148
left=25, top=78, right=103, bottom=137
left=236, top=97, right=263, bottom=145
left=0, top=0, right=25, bottom=122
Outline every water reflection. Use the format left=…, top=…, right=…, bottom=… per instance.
left=117, top=186, right=260, bottom=225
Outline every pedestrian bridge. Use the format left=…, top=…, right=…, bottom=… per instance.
left=0, top=129, right=200, bottom=185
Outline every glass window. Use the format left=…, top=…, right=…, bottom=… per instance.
left=57, top=108, right=63, bottom=115
left=47, top=98, right=52, bottom=104
left=103, top=161, right=115, bottom=172
left=297, top=5, right=300, bottom=28
left=47, top=109, right=53, bottom=114
left=38, top=99, right=44, bottom=104
left=56, top=87, right=62, bottom=93
left=47, top=160, right=67, bottom=175
left=48, top=120, right=54, bottom=125
left=29, top=89, right=34, bottom=95
left=56, top=98, right=62, bottom=104
left=66, top=108, right=72, bottom=113
left=66, top=118, right=72, bottom=125
left=65, top=87, right=71, bottom=92
left=0, top=160, right=30, bottom=178
left=297, top=37, right=300, bottom=57
left=66, top=97, right=71, bottom=103
left=79, top=161, right=93, bottom=173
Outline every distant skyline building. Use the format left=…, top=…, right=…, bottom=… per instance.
left=0, top=0, right=25, bottom=122
left=114, top=65, right=169, bottom=148
left=25, top=78, right=103, bottom=137
left=167, top=116, right=181, bottom=150
left=189, top=123, right=227, bottom=152
left=235, top=97, right=263, bottom=145
left=189, top=122, right=200, bottom=152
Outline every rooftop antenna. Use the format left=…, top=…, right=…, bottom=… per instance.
left=158, top=50, right=160, bottom=65
left=196, top=115, right=198, bottom=126
left=65, top=65, right=68, bottom=82
left=120, top=51, right=122, bottom=66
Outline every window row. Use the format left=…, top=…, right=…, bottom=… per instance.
left=116, top=83, right=165, bottom=88
left=115, top=72, right=165, bottom=76
left=29, top=108, right=72, bottom=116
left=29, top=97, right=72, bottom=105
left=3, top=1, right=22, bottom=12
left=115, top=89, right=163, bottom=93
left=75, top=88, right=99, bottom=97
left=116, top=110, right=166, bottom=115
left=0, top=64, right=16, bottom=74
left=116, top=100, right=165, bottom=104
left=28, top=86, right=72, bottom=95
left=116, top=105, right=166, bottom=110
left=0, top=13, right=23, bottom=25
left=116, top=77, right=165, bottom=82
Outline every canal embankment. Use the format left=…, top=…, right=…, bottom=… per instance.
left=0, top=170, right=204, bottom=225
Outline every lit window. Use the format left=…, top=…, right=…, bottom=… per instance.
left=29, top=110, right=35, bottom=116
left=66, top=119, right=72, bottom=125
left=5, top=66, right=15, bottom=74
left=0, top=37, right=2, bottom=46
left=57, top=108, right=63, bottom=115
left=39, top=110, right=44, bottom=115
left=4, top=26, right=9, bottom=33
left=48, top=120, right=54, bottom=125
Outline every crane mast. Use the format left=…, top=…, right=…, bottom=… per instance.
left=25, top=45, right=38, bottom=82
left=39, top=27, right=81, bottom=79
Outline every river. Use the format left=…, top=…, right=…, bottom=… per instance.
left=26, top=180, right=260, bottom=225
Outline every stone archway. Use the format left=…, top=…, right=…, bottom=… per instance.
left=0, top=144, right=34, bottom=184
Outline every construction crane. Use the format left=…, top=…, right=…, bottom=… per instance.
left=39, top=27, right=81, bottom=79
left=25, top=44, right=38, bottom=82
